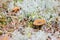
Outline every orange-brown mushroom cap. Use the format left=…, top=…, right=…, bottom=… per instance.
left=33, top=19, right=46, bottom=26
left=12, top=7, right=20, bottom=13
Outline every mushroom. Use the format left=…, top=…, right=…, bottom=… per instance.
left=12, top=7, right=20, bottom=13
left=33, top=19, right=46, bottom=29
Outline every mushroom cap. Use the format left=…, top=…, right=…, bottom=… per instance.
left=33, top=19, right=46, bottom=26
left=12, top=7, right=20, bottom=13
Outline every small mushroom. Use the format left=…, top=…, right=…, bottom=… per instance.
left=33, top=19, right=46, bottom=26
left=33, top=19, right=46, bottom=29
left=12, top=7, right=20, bottom=13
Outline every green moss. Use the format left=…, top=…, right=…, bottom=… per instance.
left=7, top=17, right=12, bottom=23
left=0, top=30, right=3, bottom=35
left=19, top=0, right=23, bottom=3
left=50, top=15, right=52, bottom=18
